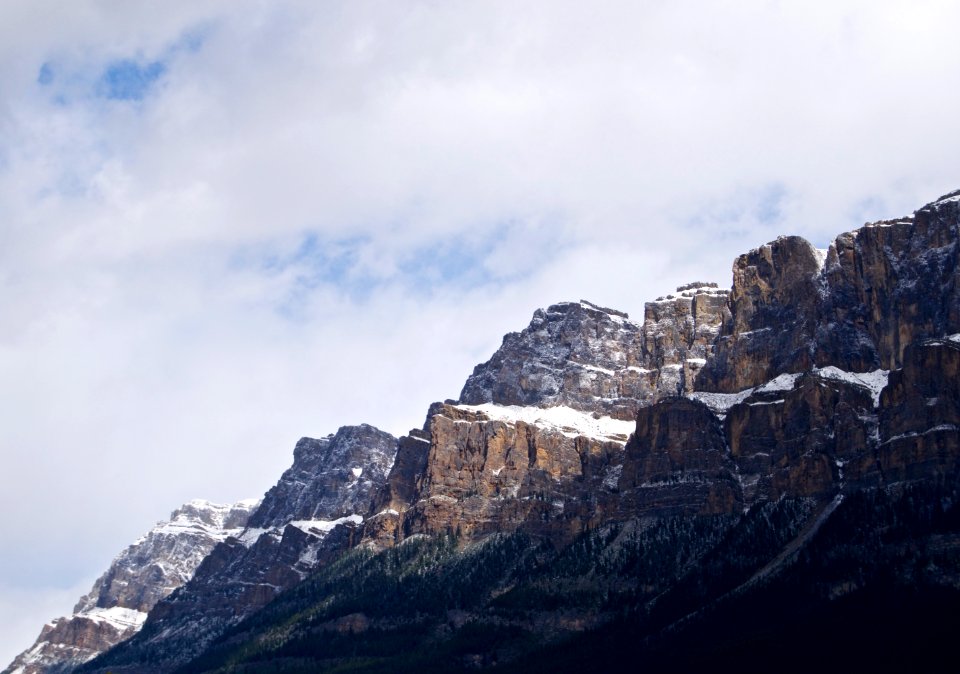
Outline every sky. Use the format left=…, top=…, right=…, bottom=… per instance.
left=1, top=0, right=959, bottom=663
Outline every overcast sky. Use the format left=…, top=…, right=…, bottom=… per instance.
left=2, top=0, right=959, bottom=663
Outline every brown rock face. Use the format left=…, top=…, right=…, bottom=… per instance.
left=698, top=236, right=823, bottom=392
left=724, top=373, right=875, bottom=504
left=818, top=196, right=960, bottom=370
left=18, top=618, right=135, bottom=672
left=855, top=337, right=960, bottom=485
left=387, top=404, right=626, bottom=543
left=364, top=398, right=744, bottom=548
left=620, top=398, right=741, bottom=517
left=643, top=283, right=730, bottom=394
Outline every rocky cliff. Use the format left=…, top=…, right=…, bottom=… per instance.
left=75, top=425, right=398, bottom=672
left=699, top=190, right=960, bottom=391
left=46, top=189, right=960, bottom=672
left=459, top=288, right=729, bottom=420
left=3, top=499, right=257, bottom=674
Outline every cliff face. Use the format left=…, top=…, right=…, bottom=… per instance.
left=75, top=425, right=398, bottom=673
left=376, top=403, right=631, bottom=544
left=819, top=195, right=960, bottom=371
left=63, top=189, right=960, bottom=673
left=459, top=289, right=729, bottom=420
left=866, top=336, right=960, bottom=485
left=352, top=190, right=960, bottom=615
left=700, top=190, right=960, bottom=392
left=248, top=424, right=396, bottom=528
left=4, top=499, right=257, bottom=674
left=698, top=236, right=824, bottom=392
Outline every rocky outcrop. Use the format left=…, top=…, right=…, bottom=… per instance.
left=697, top=236, right=824, bottom=392
left=700, top=191, right=960, bottom=392
left=80, top=426, right=398, bottom=673
left=642, top=283, right=730, bottom=394
left=619, top=398, right=741, bottom=517
left=853, top=336, right=960, bottom=486
left=459, top=289, right=729, bottom=420
left=458, top=300, right=647, bottom=419
left=366, top=403, right=631, bottom=546
left=249, top=424, right=396, bottom=527
left=4, top=499, right=257, bottom=674
left=722, top=372, right=876, bottom=504
left=818, top=193, right=960, bottom=371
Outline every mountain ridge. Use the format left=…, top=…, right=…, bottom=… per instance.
left=9, top=189, right=960, bottom=672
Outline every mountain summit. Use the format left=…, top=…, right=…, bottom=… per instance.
left=5, top=499, right=257, bottom=674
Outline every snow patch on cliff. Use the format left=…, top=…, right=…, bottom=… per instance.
left=84, top=607, right=148, bottom=631
left=814, top=366, right=889, bottom=406
left=289, top=514, right=363, bottom=536
left=689, top=367, right=890, bottom=416
left=455, top=403, right=635, bottom=443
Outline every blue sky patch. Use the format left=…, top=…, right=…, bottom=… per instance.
left=37, top=62, right=55, bottom=86
left=683, top=182, right=789, bottom=235
left=249, top=234, right=379, bottom=318
left=176, top=23, right=213, bottom=53
left=848, top=195, right=891, bottom=226
left=97, top=59, right=166, bottom=101
left=398, top=239, right=496, bottom=293
left=237, top=226, right=522, bottom=321
left=753, top=183, right=788, bottom=225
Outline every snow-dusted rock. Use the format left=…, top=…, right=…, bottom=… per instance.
left=82, top=425, right=398, bottom=672
left=459, top=290, right=729, bottom=420
left=3, top=499, right=257, bottom=674
left=248, top=424, right=396, bottom=528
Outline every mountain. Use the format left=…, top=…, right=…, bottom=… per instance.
left=3, top=499, right=257, bottom=674
left=13, top=189, right=960, bottom=672
left=63, top=424, right=399, bottom=672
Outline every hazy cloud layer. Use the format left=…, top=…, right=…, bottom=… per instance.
left=2, top=0, right=958, bottom=662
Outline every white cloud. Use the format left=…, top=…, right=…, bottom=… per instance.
left=1, top=0, right=959, bottom=663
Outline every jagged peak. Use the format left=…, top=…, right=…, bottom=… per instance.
left=145, top=498, right=257, bottom=543
left=247, top=423, right=398, bottom=530
left=333, top=422, right=394, bottom=437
